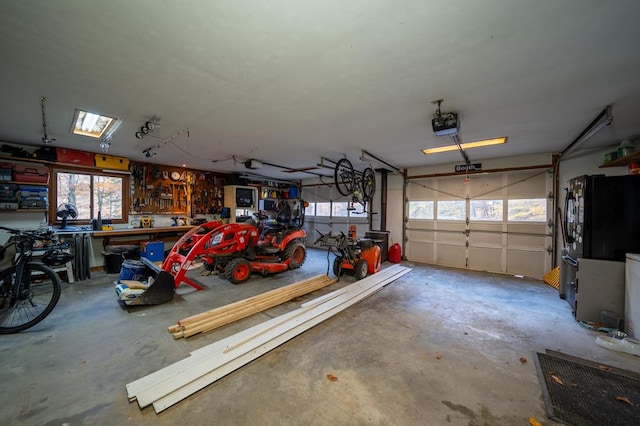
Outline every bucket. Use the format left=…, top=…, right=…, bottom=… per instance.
left=289, top=186, right=298, bottom=199
left=103, top=245, right=139, bottom=274
left=118, top=259, right=146, bottom=283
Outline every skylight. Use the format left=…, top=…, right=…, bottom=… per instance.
left=71, top=109, right=117, bottom=139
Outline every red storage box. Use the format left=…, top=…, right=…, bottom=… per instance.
left=12, top=163, right=49, bottom=184
left=56, top=147, right=94, bottom=166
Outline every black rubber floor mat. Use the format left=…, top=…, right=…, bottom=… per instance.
left=534, top=351, right=640, bottom=425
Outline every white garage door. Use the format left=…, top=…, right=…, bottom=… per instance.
left=405, top=168, right=553, bottom=278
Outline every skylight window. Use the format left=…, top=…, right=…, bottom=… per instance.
left=71, top=109, right=117, bottom=139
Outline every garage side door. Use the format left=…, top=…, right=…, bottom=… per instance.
left=405, top=169, right=552, bottom=278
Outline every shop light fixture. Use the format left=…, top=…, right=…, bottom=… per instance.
left=422, top=137, right=507, bottom=155
left=71, top=109, right=117, bottom=139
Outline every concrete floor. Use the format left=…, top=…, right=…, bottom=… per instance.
left=1, top=248, right=638, bottom=426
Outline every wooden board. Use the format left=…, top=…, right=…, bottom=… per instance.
left=126, top=265, right=411, bottom=412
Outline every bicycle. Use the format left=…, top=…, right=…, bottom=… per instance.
left=333, top=158, right=376, bottom=212
left=0, top=225, right=73, bottom=334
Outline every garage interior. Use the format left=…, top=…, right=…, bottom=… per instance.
left=2, top=1, right=640, bottom=425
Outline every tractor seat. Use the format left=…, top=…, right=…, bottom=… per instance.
left=264, top=202, right=292, bottom=233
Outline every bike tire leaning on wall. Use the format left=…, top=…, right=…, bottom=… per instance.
left=0, top=262, right=62, bottom=334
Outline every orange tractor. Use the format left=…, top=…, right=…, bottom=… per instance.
left=162, top=201, right=307, bottom=286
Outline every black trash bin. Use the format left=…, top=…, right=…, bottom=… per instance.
left=103, top=245, right=139, bottom=274
left=365, top=231, right=390, bottom=262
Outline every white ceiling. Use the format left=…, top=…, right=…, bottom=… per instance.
left=1, top=0, right=639, bottom=180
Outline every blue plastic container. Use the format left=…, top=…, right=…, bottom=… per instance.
left=118, top=259, right=146, bottom=282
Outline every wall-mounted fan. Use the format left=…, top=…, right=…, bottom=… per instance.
left=56, top=203, right=78, bottom=229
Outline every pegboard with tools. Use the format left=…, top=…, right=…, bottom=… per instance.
left=130, top=162, right=227, bottom=215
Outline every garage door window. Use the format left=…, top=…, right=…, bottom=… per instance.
left=437, top=200, right=465, bottom=220
left=315, top=202, right=331, bottom=217
left=470, top=200, right=503, bottom=221
left=507, top=198, right=547, bottom=222
left=305, top=202, right=316, bottom=217
left=408, top=201, right=434, bottom=219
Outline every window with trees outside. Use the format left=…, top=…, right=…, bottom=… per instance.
left=470, top=200, right=503, bottom=221
left=408, top=201, right=434, bottom=219
left=507, top=198, right=547, bottom=222
left=54, top=170, right=127, bottom=223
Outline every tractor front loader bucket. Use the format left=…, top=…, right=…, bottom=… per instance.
left=116, top=257, right=175, bottom=306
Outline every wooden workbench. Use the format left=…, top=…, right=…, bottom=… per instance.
left=92, top=226, right=194, bottom=246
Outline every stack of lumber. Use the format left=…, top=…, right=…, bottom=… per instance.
left=168, top=274, right=338, bottom=339
left=126, top=264, right=411, bottom=413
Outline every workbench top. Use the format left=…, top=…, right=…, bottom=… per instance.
left=92, top=225, right=194, bottom=238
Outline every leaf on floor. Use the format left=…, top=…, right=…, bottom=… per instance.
left=326, top=373, right=338, bottom=382
left=598, top=365, right=613, bottom=372
left=519, top=357, right=527, bottom=364
left=436, top=353, right=442, bottom=360
left=616, top=396, right=634, bottom=406
left=551, top=374, right=565, bottom=386
left=529, top=416, right=541, bottom=426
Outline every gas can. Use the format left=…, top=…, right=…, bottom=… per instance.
left=389, top=243, right=402, bottom=263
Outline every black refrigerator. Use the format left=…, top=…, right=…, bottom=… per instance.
left=560, top=174, right=640, bottom=317
left=564, top=174, right=640, bottom=261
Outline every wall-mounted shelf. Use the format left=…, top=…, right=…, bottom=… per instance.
left=600, top=150, right=640, bottom=168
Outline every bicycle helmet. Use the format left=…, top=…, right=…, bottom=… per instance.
left=42, top=249, right=74, bottom=266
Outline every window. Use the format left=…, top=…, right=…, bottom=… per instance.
left=470, top=200, right=503, bottom=221
left=408, top=201, right=434, bottom=219
left=305, top=202, right=315, bottom=217
left=315, top=202, right=331, bottom=217
left=332, top=202, right=349, bottom=217
left=437, top=200, right=466, bottom=220
left=71, top=109, right=117, bottom=139
left=55, top=170, right=127, bottom=222
left=507, top=198, right=547, bottom=222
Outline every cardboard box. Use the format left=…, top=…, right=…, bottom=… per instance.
left=140, top=241, right=164, bottom=262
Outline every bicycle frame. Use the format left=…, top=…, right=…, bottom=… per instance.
left=333, top=158, right=376, bottom=214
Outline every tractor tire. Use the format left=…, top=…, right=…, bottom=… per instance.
left=333, top=258, right=345, bottom=277
left=284, top=241, right=306, bottom=269
left=225, top=258, right=252, bottom=284
left=354, top=259, right=368, bottom=280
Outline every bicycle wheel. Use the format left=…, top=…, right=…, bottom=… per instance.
left=334, top=158, right=356, bottom=196
left=361, top=167, right=376, bottom=201
left=0, top=262, right=62, bottom=334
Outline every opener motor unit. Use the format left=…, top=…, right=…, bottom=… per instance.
left=432, top=112, right=459, bottom=136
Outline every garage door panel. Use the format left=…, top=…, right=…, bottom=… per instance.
left=469, top=247, right=502, bottom=272
left=436, top=244, right=466, bottom=267
left=407, top=241, right=434, bottom=263
left=437, top=229, right=466, bottom=244
left=406, top=228, right=434, bottom=242
left=506, top=223, right=546, bottom=234
left=507, top=249, right=547, bottom=277
left=507, top=234, right=546, bottom=249
left=469, top=231, right=503, bottom=246
left=406, top=166, right=552, bottom=278
left=406, top=220, right=434, bottom=231
left=469, top=222, right=503, bottom=232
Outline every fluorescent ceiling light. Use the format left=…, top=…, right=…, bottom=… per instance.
left=422, top=137, right=507, bottom=155
left=71, top=109, right=117, bottom=139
